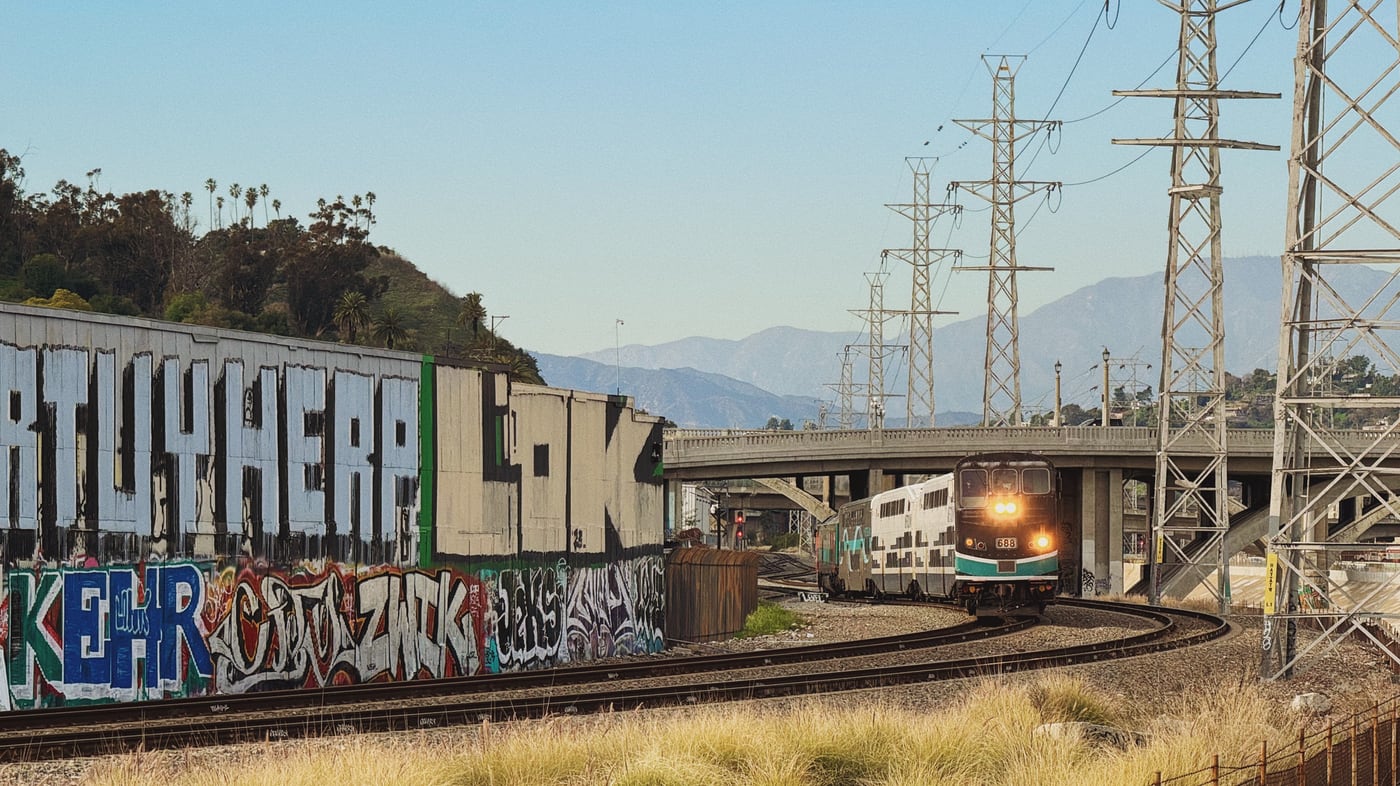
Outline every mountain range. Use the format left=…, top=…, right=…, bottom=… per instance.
left=532, top=257, right=1393, bottom=428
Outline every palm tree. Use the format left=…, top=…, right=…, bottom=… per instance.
left=244, top=186, right=258, bottom=227
left=259, top=184, right=270, bottom=225
left=332, top=290, right=370, bottom=344
left=215, top=196, right=225, bottom=229
left=371, top=307, right=408, bottom=350
left=272, top=198, right=282, bottom=220
left=205, top=179, right=216, bottom=230
left=228, top=183, right=242, bottom=224
left=457, top=292, right=486, bottom=339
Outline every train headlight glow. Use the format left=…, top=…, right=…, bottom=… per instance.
left=1035, top=535, right=1050, bottom=549
left=993, top=500, right=1018, bottom=515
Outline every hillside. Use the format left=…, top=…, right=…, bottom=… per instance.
left=0, top=155, right=541, bottom=383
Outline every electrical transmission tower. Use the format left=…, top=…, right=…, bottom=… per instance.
left=1263, top=0, right=1400, bottom=678
left=828, top=347, right=856, bottom=430
left=952, top=56, right=1061, bottom=427
left=885, top=157, right=961, bottom=428
left=1112, top=0, right=1278, bottom=613
left=850, top=269, right=902, bottom=429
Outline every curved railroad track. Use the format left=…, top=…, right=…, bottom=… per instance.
left=0, top=598, right=1223, bottom=763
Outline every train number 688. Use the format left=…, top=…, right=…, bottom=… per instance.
left=995, top=537, right=1017, bottom=550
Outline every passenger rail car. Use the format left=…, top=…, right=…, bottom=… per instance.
left=815, top=452, right=1061, bottom=615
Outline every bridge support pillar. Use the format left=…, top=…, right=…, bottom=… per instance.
left=849, top=469, right=886, bottom=502
left=1079, top=468, right=1124, bottom=596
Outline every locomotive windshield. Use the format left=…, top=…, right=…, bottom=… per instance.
left=958, top=464, right=1052, bottom=507
left=991, top=469, right=1018, bottom=493
left=958, top=469, right=987, bottom=507
left=1022, top=468, right=1051, bottom=494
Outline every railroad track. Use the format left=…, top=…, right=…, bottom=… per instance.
left=0, top=598, right=1222, bottom=762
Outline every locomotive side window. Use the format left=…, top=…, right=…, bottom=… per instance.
left=1022, top=468, right=1051, bottom=494
left=959, top=469, right=988, bottom=507
left=991, top=468, right=1018, bottom=493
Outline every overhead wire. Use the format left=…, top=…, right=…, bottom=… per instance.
left=1062, top=48, right=1176, bottom=124
left=1062, top=147, right=1159, bottom=188
left=1027, top=0, right=1092, bottom=56
left=1220, top=1, right=1285, bottom=84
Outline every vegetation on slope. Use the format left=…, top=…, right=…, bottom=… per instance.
left=0, top=149, right=541, bottom=384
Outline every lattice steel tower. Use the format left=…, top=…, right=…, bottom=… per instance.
left=952, top=56, right=1061, bottom=427
left=1113, top=0, right=1278, bottom=613
left=886, top=157, right=961, bottom=428
left=851, top=269, right=894, bottom=429
left=830, top=347, right=856, bottom=430
left=1263, top=0, right=1400, bottom=678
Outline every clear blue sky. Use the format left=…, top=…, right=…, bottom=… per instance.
left=2, top=2, right=1306, bottom=356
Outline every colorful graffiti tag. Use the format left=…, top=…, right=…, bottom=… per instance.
left=1, top=556, right=664, bottom=709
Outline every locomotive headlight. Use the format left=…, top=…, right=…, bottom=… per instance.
left=992, top=498, right=1019, bottom=515
left=1035, top=534, right=1051, bottom=549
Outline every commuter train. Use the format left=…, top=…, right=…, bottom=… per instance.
left=815, top=452, right=1062, bottom=615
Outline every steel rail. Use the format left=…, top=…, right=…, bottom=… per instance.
left=0, top=600, right=1218, bottom=762
left=0, top=615, right=1032, bottom=739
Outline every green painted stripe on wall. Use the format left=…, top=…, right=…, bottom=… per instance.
left=418, top=355, right=436, bottom=566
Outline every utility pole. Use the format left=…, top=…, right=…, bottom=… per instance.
left=885, top=157, right=960, bottom=428
left=1101, top=348, right=1111, bottom=431
left=1052, top=360, right=1062, bottom=427
left=1264, top=0, right=1400, bottom=679
left=952, top=56, right=1061, bottom=428
left=1114, top=0, right=1278, bottom=615
left=1107, top=351, right=1155, bottom=428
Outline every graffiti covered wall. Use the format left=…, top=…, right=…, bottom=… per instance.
left=0, top=555, right=663, bottom=709
left=0, top=304, right=666, bottom=709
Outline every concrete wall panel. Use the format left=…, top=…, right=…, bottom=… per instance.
left=0, top=304, right=665, bottom=710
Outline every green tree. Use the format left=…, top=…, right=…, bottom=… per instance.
left=283, top=194, right=381, bottom=336
left=371, top=307, right=408, bottom=349
left=457, top=291, right=486, bottom=338
left=333, top=290, right=371, bottom=344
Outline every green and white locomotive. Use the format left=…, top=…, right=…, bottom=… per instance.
left=816, top=452, right=1062, bottom=615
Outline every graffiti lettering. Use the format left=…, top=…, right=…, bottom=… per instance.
left=1, top=554, right=663, bottom=708
left=208, top=566, right=489, bottom=693
left=0, top=343, right=419, bottom=554
left=493, top=566, right=565, bottom=670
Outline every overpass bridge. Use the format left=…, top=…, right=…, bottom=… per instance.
left=663, top=425, right=1400, bottom=600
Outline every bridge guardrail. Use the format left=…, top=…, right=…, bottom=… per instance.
left=663, top=425, right=1361, bottom=466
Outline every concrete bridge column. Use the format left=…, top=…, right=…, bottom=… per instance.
left=849, top=469, right=886, bottom=502
left=1078, top=468, right=1124, bottom=596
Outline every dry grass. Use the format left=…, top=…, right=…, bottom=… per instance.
left=65, top=675, right=1301, bottom=786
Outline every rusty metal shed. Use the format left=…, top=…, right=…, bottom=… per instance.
left=665, top=547, right=759, bottom=645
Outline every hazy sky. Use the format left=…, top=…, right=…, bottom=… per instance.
left=3, top=2, right=1307, bottom=356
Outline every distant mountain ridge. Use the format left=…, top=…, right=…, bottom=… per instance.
left=531, top=354, right=825, bottom=428
left=539, top=257, right=1394, bottom=428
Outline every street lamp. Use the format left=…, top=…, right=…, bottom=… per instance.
left=1053, top=360, right=1062, bottom=427
left=614, top=319, right=625, bottom=395
left=1101, top=348, right=1111, bottom=430
left=490, top=314, right=509, bottom=346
